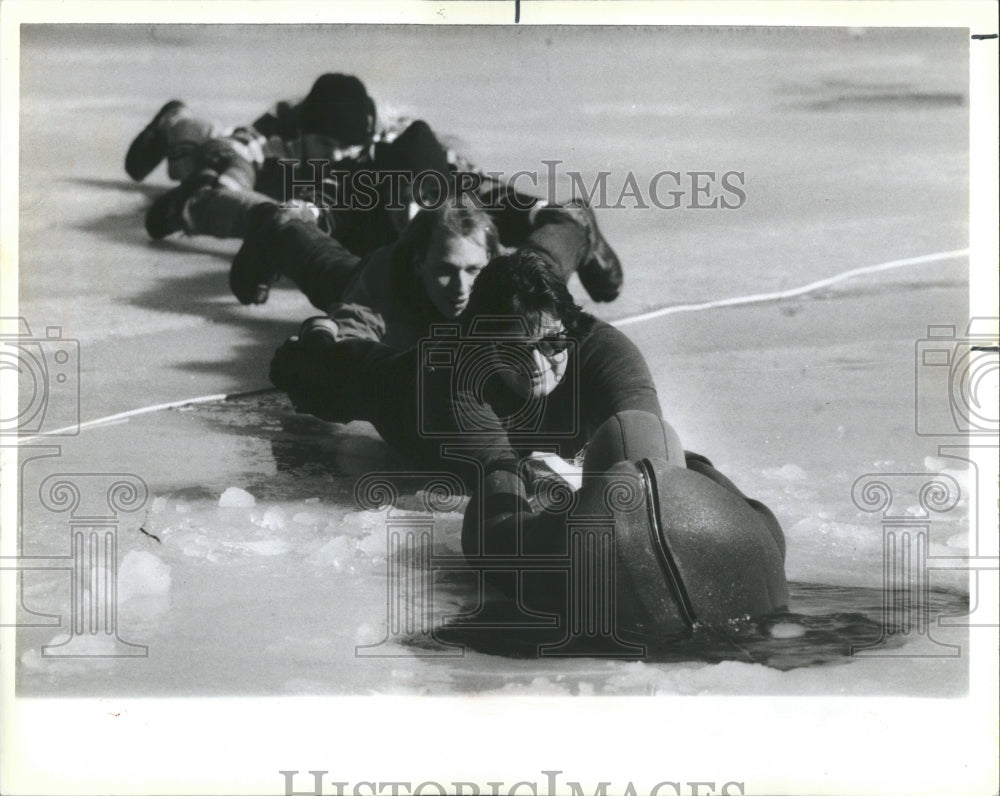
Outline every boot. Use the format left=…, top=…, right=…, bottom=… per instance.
left=563, top=199, right=624, bottom=302
left=144, top=173, right=217, bottom=240
left=125, top=100, right=187, bottom=182
left=231, top=205, right=360, bottom=307
left=229, top=203, right=284, bottom=305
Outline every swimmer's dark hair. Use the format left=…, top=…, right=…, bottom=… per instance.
left=396, top=200, right=500, bottom=268
left=462, top=249, right=583, bottom=335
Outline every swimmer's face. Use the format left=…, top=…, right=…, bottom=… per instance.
left=495, top=313, right=571, bottom=400
left=419, top=227, right=489, bottom=319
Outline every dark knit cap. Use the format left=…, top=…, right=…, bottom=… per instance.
left=299, top=73, right=376, bottom=145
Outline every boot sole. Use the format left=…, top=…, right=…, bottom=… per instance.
left=125, top=100, right=186, bottom=182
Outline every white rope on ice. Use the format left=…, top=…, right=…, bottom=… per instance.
left=612, top=247, right=970, bottom=328
left=16, top=247, right=970, bottom=440
left=18, top=391, right=257, bottom=443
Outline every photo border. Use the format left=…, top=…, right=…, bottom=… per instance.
left=1, top=2, right=997, bottom=795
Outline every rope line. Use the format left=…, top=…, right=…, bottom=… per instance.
left=16, top=248, right=969, bottom=441
left=612, top=248, right=969, bottom=327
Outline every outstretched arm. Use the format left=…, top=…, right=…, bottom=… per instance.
left=269, top=335, right=402, bottom=425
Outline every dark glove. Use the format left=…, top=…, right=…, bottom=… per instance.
left=269, top=338, right=343, bottom=422
left=269, top=338, right=305, bottom=391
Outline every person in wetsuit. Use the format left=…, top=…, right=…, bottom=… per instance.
left=270, top=249, right=787, bottom=639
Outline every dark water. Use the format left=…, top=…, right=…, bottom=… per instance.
left=403, top=578, right=966, bottom=672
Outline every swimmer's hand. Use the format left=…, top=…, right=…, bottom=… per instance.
left=527, top=452, right=583, bottom=491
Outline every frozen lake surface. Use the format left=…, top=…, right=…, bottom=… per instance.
left=10, top=22, right=981, bottom=696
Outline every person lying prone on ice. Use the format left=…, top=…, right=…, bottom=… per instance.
left=230, top=195, right=619, bottom=349
left=270, top=249, right=788, bottom=637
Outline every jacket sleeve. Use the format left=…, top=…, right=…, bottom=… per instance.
left=461, top=467, right=572, bottom=576
left=270, top=337, right=403, bottom=426
left=415, top=362, right=522, bottom=482
left=326, top=302, right=387, bottom=343
left=336, top=247, right=420, bottom=348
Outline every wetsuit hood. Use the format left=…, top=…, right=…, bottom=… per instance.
left=578, top=411, right=789, bottom=638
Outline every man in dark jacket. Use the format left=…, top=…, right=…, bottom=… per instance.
left=232, top=196, right=618, bottom=348
left=133, top=73, right=462, bottom=255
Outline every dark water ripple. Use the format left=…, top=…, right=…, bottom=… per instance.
left=424, top=582, right=968, bottom=671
